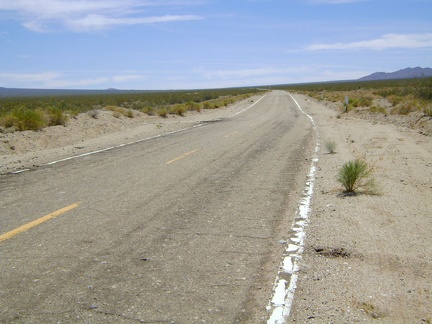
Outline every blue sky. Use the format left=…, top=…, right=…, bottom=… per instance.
left=1, top=0, right=431, bottom=90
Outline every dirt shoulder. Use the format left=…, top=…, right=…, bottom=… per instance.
left=290, top=94, right=432, bottom=323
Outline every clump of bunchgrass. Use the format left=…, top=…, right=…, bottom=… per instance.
left=337, top=159, right=377, bottom=194
left=324, top=140, right=337, bottom=154
left=369, top=106, right=387, bottom=115
left=424, top=104, right=432, bottom=117
left=47, top=106, right=68, bottom=126
left=169, top=104, right=186, bottom=116
left=105, top=105, right=134, bottom=118
left=157, top=108, right=168, bottom=118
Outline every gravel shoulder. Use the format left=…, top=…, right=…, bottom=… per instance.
left=1, top=93, right=431, bottom=322
left=290, top=94, right=432, bottom=323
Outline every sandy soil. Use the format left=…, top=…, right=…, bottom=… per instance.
left=1, top=93, right=431, bottom=322
left=290, top=94, right=432, bottom=323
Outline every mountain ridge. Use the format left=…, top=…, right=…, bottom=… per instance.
left=358, top=67, right=432, bottom=81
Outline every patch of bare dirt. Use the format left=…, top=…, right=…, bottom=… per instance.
left=290, top=94, right=432, bottom=323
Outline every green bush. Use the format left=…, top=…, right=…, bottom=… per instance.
left=337, top=159, right=376, bottom=194
left=48, top=106, right=68, bottom=126
left=349, top=97, right=372, bottom=108
left=13, top=108, right=46, bottom=131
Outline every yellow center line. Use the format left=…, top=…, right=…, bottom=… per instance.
left=166, top=149, right=199, bottom=165
left=0, top=202, right=80, bottom=243
left=225, top=131, right=239, bottom=138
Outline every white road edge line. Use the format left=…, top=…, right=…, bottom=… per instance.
left=9, top=93, right=268, bottom=174
left=266, top=92, right=320, bottom=324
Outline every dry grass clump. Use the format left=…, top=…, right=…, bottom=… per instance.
left=337, top=159, right=377, bottom=194
left=324, top=140, right=337, bottom=154
left=104, top=105, right=134, bottom=118
left=368, top=106, right=387, bottom=114
left=157, top=108, right=168, bottom=118
left=0, top=107, right=68, bottom=131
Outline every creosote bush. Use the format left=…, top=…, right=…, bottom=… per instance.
left=337, top=159, right=376, bottom=194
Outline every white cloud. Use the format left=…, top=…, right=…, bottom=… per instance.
left=0, top=72, right=61, bottom=83
left=305, top=33, right=432, bottom=51
left=0, top=0, right=203, bottom=32
left=67, top=14, right=202, bottom=31
left=112, top=75, right=143, bottom=83
left=0, top=71, right=145, bottom=88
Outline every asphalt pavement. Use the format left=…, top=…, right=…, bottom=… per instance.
left=0, top=91, right=314, bottom=323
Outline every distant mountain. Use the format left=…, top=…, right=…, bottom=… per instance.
left=358, top=67, right=432, bottom=81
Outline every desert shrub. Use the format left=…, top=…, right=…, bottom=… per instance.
left=337, top=159, right=376, bottom=194
left=131, top=101, right=145, bottom=110
left=88, top=110, right=99, bottom=119
left=324, top=140, right=337, bottom=154
left=388, top=95, right=403, bottom=106
left=170, top=104, right=186, bottom=116
left=0, top=115, right=19, bottom=128
left=203, top=102, right=214, bottom=109
left=13, top=109, right=46, bottom=131
left=369, top=106, right=387, bottom=114
left=186, top=101, right=201, bottom=112
left=158, top=108, right=167, bottom=118
left=399, top=103, right=414, bottom=115
left=105, top=105, right=135, bottom=118
left=349, top=96, right=373, bottom=108
left=424, top=104, right=432, bottom=117
left=141, top=106, right=155, bottom=115
left=48, top=106, right=68, bottom=126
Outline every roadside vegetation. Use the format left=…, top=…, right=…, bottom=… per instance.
left=0, top=88, right=264, bottom=131
left=276, top=77, right=432, bottom=117
left=337, top=159, right=377, bottom=195
left=324, top=139, right=337, bottom=154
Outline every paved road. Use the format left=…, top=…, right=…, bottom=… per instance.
left=0, top=91, right=314, bottom=323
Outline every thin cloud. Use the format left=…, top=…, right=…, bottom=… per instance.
left=0, top=72, right=61, bottom=83
left=0, top=0, right=203, bottom=32
left=67, top=14, right=202, bottom=31
left=305, top=33, right=432, bottom=51
left=0, top=72, right=145, bottom=88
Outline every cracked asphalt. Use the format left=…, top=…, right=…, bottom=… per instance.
left=0, top=91, right=314, bottom=323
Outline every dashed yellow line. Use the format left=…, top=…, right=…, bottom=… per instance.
left=0, top=202, right=80, bottom=243
left=166, top=149, right=199, bottom=165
